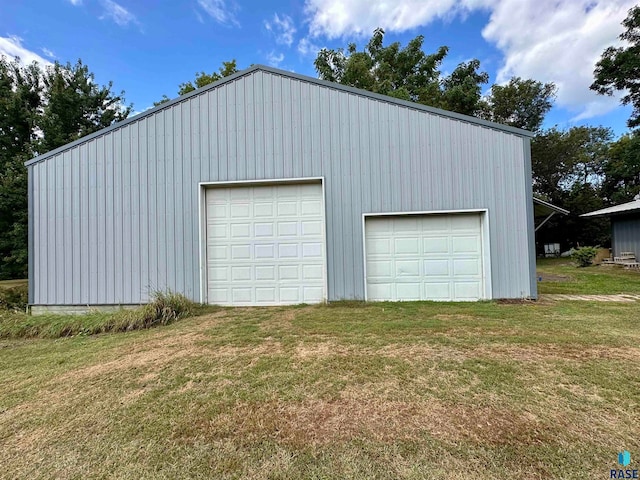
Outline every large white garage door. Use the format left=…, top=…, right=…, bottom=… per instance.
left=365, top=213, right=485, bottom=301
left=205, top=183, right=326, bottom=306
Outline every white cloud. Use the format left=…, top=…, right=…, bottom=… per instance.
left=197, top=0, right=239, bottom=26
left=481, top=0, right=635, bottom=122
left=68, top=0, right=83, bottom=5
left=0, top=35, right=51, bottom=65
left=41, top=47, right=56, bottom=59
left=297, top=37, right=322, bottom=57
left=266, top=51, right=285, bottom=67
left=302, top=0, right=635, bottom=121
left=265, top=13, right=296, bottom=46
left=100, top=0, right=139, bottom=27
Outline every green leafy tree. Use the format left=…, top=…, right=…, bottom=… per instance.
left=601, top=132, right=640, bottom=203
left=531, top=126, right=612, bottom=202
left=314, top=28, right=489, bottom=116
left=39, top=60, right=130, bottom=153
left=0, top=57, right=42, bottom=278
left=154, top=60, right=239, bottom=106
left=591, top=6, right=640, bottom=128
left=480, top=77, right=557, bottom=132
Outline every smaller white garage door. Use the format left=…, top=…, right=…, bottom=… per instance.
left=365, top=213, right=486, bottom=301
left=205, top=183, right=326, bottom=306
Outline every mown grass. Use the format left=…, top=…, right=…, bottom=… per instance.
left=1, top=264, right=639, bottom=479
left=537, top=257, right=640, bottom=294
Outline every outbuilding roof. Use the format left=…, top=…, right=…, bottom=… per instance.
left=581, top=199, right=640, bottom=218
left=533, top=197, right=569, bottom=217
left=25, top=64, right=534, bottom=168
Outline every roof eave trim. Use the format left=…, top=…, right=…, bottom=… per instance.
left=533, top=197, right=569, bottom=215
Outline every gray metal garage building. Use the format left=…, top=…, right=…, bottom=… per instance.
left=26, top=65, right=537, bottom=311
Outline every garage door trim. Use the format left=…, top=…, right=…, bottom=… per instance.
left=198, top=177, right=327, bottom=305
left=361, top=209, right=492, bottom=301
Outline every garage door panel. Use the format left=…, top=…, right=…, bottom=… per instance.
left=423, top=237, right=449, bottom=254
left=255, top=265, right=275, bottom=280
left=231, top=245, right=251, bottom=259
left=254, top=223, right=274, bottom=237
left=366, top=213, right=485, bottom=301
left=452, top=258, right=481, bottom=276
left=395, top=260, right=420, bottom=277
left=425, top=283, right=451, bottom=299
left=367, top=238, right=391, bottom=255
left=454, top=282, right=481, bottom=299
left=206, top=183, right=326, bottom=306
left=394, top=238, right=420, bottom=255
left=302, top=242, right=323, bottom=257
left=396, top=283, right=421, bottom=300
left=450, top=214, right=480, bottom=230
left=452, top=235, right=480, bottom=253
left=255, top=288, right=276, bottom=302
left=423, top=259, right=450, bottom=276
left=254, top=203, right=274, bottom=217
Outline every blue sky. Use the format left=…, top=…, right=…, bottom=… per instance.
left=0, top=0, right=635, bottom=136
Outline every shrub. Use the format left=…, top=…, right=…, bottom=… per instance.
left=0, top=285, right=28, bottom=311
left=571, top=246, right=599, bottom=267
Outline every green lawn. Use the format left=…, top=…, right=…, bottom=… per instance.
left=0, top=265, right=639, bottom=479
left=537, top=257, right=640, bottom=294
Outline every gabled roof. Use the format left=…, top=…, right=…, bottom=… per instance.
left=25, top=65, right=534, bottom=168
left=533, top=197, right=569, bottom=217
left=581, top=199, right=640, bottom=218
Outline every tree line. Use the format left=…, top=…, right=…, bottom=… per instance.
left=1, top=6, right=639, bottom=278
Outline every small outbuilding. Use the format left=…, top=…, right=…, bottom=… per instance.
left=582, top=199, right=640, bottom=257
left=26, top=65, right=537, bottom=312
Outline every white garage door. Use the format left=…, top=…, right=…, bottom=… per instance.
left=205, top=183, right=326, bottom=306
left=365, top=213, right=485, bottom=301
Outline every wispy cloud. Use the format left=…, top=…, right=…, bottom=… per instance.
left=297, top=37, right=321, bottom=57
left=266, top=51, right=285, bottom=67
left=0, top=35, right=52, bottom=65
left=264, top=13, right=296, bottom=46
left=41, top=47, right=56, bottom=59
left=197, top=0, right=239, bottom=26
left=100, top=0, right=139, bottom=27
left=67, top=0, right=83, bottom=5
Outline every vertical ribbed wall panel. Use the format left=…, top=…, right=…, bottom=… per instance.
left=29, top=69, right=534, bottom=304
left=612, top=217, right=640, bottom=257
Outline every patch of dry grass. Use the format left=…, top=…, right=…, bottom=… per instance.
left=1, top=299, right=639, bottom=479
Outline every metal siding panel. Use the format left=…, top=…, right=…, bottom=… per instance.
left=96, top=136, right=107, bottom=303
left=244, top=79, right=255, bottom=180
left=236, top=79, right=247, bottom=180
left=130, top=122, right=141, bottom=302
left=74, top=146, right=84, bottom=304
left=30, top=69, right=533, bottom=305
left=59, top=152, right=69, bottom=303
left=217, top=89, right=228, bottom=180
left=121, top=127, right=133, bottom=303
left=227, top=82, right=238, bottom=180
left=139, top=118, right=150, bottom=302
left=612, top=218, right=640, bottom=256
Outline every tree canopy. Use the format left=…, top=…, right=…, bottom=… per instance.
left=154, top=60, right=239, bottom=106
left=314, top=28, right=557, bottom=127
left=591, top=6, right=640, bottom=128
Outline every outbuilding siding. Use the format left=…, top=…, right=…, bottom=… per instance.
left=28, top=67, right=535, bottom=305
left=612, top=215, right=640, bottom=257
